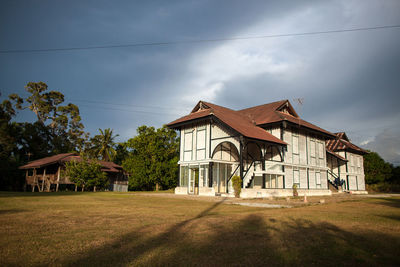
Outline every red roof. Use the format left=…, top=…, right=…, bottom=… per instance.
left=239, top=100, right=334, bottom=137
left=167, top=99, right=335, bottom=143
left=326, top=133, right=368, bottom=155
left=167, top=101, right=286, bottom=145
left=19, top=153, right=124, bottom=172
left=19, top=153, right=76, bottom=169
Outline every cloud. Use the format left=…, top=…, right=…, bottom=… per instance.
left=364, top=129, right=400, bottom=166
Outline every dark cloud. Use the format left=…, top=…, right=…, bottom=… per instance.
left=1, top=0, right=399, bottom=163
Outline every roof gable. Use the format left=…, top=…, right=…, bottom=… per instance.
left=167, top=99, right=335, bottom=142
left=326, top=132, right=368, bottom=155
left=276, top=100, right=299, bottom=117
left=191, top=101, right=212, bottom=113
left=167, top=101, right=286, bottom=145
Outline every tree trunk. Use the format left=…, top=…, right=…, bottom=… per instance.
left=93, top=186, right=96, bottom=192
left=155, top=182, right=159, bottom=191
left=82, top=185, right=85, bottom=192
left=75, top=185, right=77, bottom=192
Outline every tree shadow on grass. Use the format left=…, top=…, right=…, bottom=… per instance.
left=372, top=197, right=400, bottom=209
left=0, top=191, right=107, bottom=198
left=63, top=200, right=400, bottom=267
left=0, top=209, right=27, bottom=215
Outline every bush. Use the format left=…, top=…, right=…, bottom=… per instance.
left=292, top=184, right=298, bottom=197
left=366, top=183, right=400, bottom=193
left=231, top=175, right=242, bottom=198
left=64, top=159, right=108, bottom=191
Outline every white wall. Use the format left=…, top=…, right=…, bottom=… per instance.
left=180, top=122, right=211, bottom=163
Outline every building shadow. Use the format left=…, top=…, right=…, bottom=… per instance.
left=61, top=199, right=400, bottom=267
left=0, top=209, right=27, bottom=215
left=372, top=197, right=400, bottom=209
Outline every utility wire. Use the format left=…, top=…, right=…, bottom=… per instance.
left=1, top=24, right=399, bottom=54
left=70, top=99, right=188, bottom=111
left=78, top=104, right=182, bottom=116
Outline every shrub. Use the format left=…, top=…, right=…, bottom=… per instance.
left=292, top=184, right=298, bottom=197
left=64, top=159, right=108, bottom=191
left=231, top=175, right=242, bottom=198
left=366, top=183, right=400, bottom=193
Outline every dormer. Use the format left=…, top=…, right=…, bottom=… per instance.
left=191, top=100, right=211, bottom=113
left=276, top=100, right=299, bottom=117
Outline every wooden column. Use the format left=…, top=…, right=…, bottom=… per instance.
left=25, top=170, right=28, bottom=192
left=41, top=168, right=46, bottom=192
left=56, top=166, right=61, bottom=192
left=32, top=168, right=37, bottom=192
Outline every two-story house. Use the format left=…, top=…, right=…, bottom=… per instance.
left=167, top=100, right=367, bottom=197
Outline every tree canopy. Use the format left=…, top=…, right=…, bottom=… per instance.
left=364, top=151, right=393, bottom=184
left=90, top=128, right=118, bottom=161
left=122, top=125, right=179, bottom=191
left=64, top=158, right=108, bottom=191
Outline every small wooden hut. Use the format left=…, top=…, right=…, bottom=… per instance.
left=19, top=153, right=128, bottom=192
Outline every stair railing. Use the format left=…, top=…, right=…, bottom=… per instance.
left=243, top=160, right=256, bottom=188
left=327, top=169, right=343, bottom=187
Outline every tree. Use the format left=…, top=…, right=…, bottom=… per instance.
left=122, top=125, right=179, bottom=191
left=63, top=158, right=108, bottom=191
left=364, top=151, right=393, bottom=184
left=11, top=81, right=88, bottom=153
left=114, top=143, right=129, bottom=165
left=90, top=128, right=118, bottom=161
left=0, top=97, right=25, bottom=190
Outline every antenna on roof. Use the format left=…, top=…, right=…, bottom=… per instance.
left=293, top=98, right=304, bottom=106
left=293, top=98, right=304, bottom=127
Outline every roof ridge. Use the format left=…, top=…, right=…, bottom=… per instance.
left=238, top=99, right=288, bottom=112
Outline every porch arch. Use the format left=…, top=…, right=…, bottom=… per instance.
left=212, top=141, right=239, bottom=162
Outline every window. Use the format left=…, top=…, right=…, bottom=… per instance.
left=200, top=164, right=209, bottom=187
left=196, top=127, right=206, bottom=160
left=293, top=135, right=299, bottom=155
left=310, top=140, right=316, bottom=158
left=316, top=172, right=321, bottom=187
left=293, top=170, right=300, bottom=186
left=184, top=130, right=193, bottom=161
left=318, top=142, right=324, bottom=159
left=180, top=166, right=189, bottom=187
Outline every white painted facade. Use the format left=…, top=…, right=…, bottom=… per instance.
left=327, top=151, right=366, bottom=192
left=175, top=121, right=340, bottom=198
left=171, top=101, right=367, bottom=198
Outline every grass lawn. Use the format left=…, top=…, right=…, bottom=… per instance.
left=0, top=192, right=399, bottom=266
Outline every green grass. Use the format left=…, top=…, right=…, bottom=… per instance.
left=0, top=192, right=399, bottom=266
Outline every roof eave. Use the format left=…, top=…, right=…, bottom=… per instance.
left=167, top=115, right=213, bottom=130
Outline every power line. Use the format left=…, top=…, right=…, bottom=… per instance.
left=78, top=103, right=182, bottom=116
left=70, top=99, right=188, bottom=111
left=1, top=24, right=399, bottom=54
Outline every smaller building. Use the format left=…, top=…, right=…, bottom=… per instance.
left=19, top=153, right=128, bottom=192
left=326, top=132, right=368, bottom=192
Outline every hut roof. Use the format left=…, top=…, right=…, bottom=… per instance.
left=19, top=153, right=124, bottom=173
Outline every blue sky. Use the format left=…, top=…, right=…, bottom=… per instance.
left=1, top=0, right=400, bottom=164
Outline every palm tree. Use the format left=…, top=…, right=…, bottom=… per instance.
left=91, top=128, right=118, bottom=161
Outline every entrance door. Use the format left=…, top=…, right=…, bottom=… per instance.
left=189, top=167, right=199, bottom=195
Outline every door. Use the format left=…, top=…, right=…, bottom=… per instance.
left=189, top=167, right=199, bottom=195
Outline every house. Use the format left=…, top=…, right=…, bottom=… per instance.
left=326, top=132, right=368, bottom=191
left=19, top=153, right=128, bottom=192
left=167, top=100, right=368, bottom=197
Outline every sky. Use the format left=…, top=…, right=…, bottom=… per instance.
left=1, top=0, right=400, bottom=165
